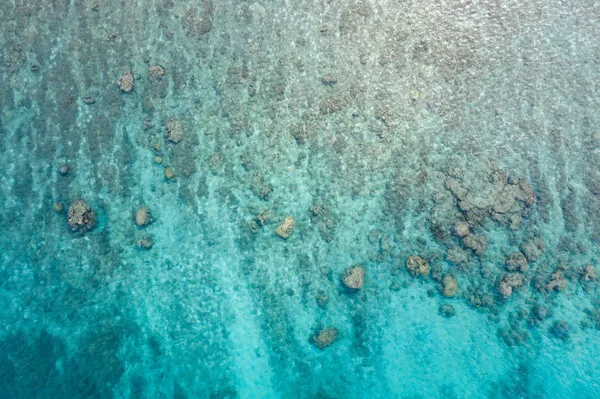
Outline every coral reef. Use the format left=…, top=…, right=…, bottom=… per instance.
left=135, top=206, right=152, bottom=227
left=580, top=265, right=597, bottom=281
left=275, top=216, right=295, bottom=239
left=149, top=64, right=165, bottom=80
left=310, top=327, right=339, bottom=349
left=520, top=238, right=546, bottom=262
left=498, top=273, right=525, bottom=298
left=406, top=256, right=430, bottom=277
left=453, top=221, right=470, bottom=238
left=341, top=265, right=366, bottom=290
left=166, top=118, right=184, bottom=144
left=462, top=234, right=487, bottom=256
left=117, top=70, right=134, bottom=92
left=439, top=304, right=456, bottom=318
left=505, top=252, right=528, bottom=272
left=67, top=199, right=96, bottom=233
left=136, top=238, right=154, bottom=249
left=442, top=275, right=458, bottom=297
left=546, top=271, right=567, bottom=292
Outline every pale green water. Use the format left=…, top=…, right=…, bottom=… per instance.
left=1, top=0, right=600, bottom=398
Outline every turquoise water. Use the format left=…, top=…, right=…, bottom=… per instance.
left=1, top=0, right=600, bottom=397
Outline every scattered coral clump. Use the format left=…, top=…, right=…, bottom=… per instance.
left=67, top=199, right=96, bottom=232
left=406, top=256, right=430, bottom=277
left=275, top=216, right=295, bottom=239
left=166, top=118, right=184, bottom=143
left=499, top=273, right=525, bottom=298
left=520, top=238, right=546, bottom=262
left=135, top=206, right=152, bottom=227
left=442, top=275, right=458, bottom=297
left=341, top=265, right=365, bottom=290
left=505, top=252, right=528, bottom=272
left=117, top=70, right=134, bottom=92
left=310, top=327, right=339, bottom=349
left=546, top=270, right=567, bottom=292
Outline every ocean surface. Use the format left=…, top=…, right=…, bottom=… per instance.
left=1, top=0, right=600, bottom=398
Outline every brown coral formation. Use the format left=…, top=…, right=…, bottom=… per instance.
left=341, top=265, right=366, bottom=289
left=310, top=327, right=339, bottom=349
left=136, top=238, right=154, bottom=249
left=581, top=265, right=597, bottom=281
left=445, top=164, right=535, bottom=230
left=453, top=221, right=470, bottom=238
left=67, top=199, right=96, bottom=232
left=275, top=216, right=295, bottom=239
left=166, top=118, right=184, bottom=143
left=505, top=252, right=528, bottom=272
left=406, top=256, right=430, bottom=277
left=442, top=275, right=458, bottom=297
left=117, top=70, right=134, bottom=92
left=149, top=64, right=165, bottom=80
left=546, top=271, right=567, bottom=292
left=520, top=238, right=546, bottom=262
left=499, top=273, right=525, bottom=298
left=462, top=234, right=487, bottom=256
left=135, top=206, right=152, bottom=227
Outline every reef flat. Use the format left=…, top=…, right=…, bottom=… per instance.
left=1, top=0, right=600, bottom=397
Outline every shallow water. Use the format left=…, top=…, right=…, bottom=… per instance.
left=1, top=0, right=600, bottom=398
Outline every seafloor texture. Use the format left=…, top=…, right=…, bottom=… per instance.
left=1, top=0, right=600, bottom=398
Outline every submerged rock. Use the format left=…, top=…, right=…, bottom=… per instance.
left=275, top=216, right=295, bottom=239
left=406, top=255, right=430, bottom=277
left=341, top=265, right=366, bottom=289
left=310, top=327, right=339, bottom=349
left=67, top=199, right=96, bottom=232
